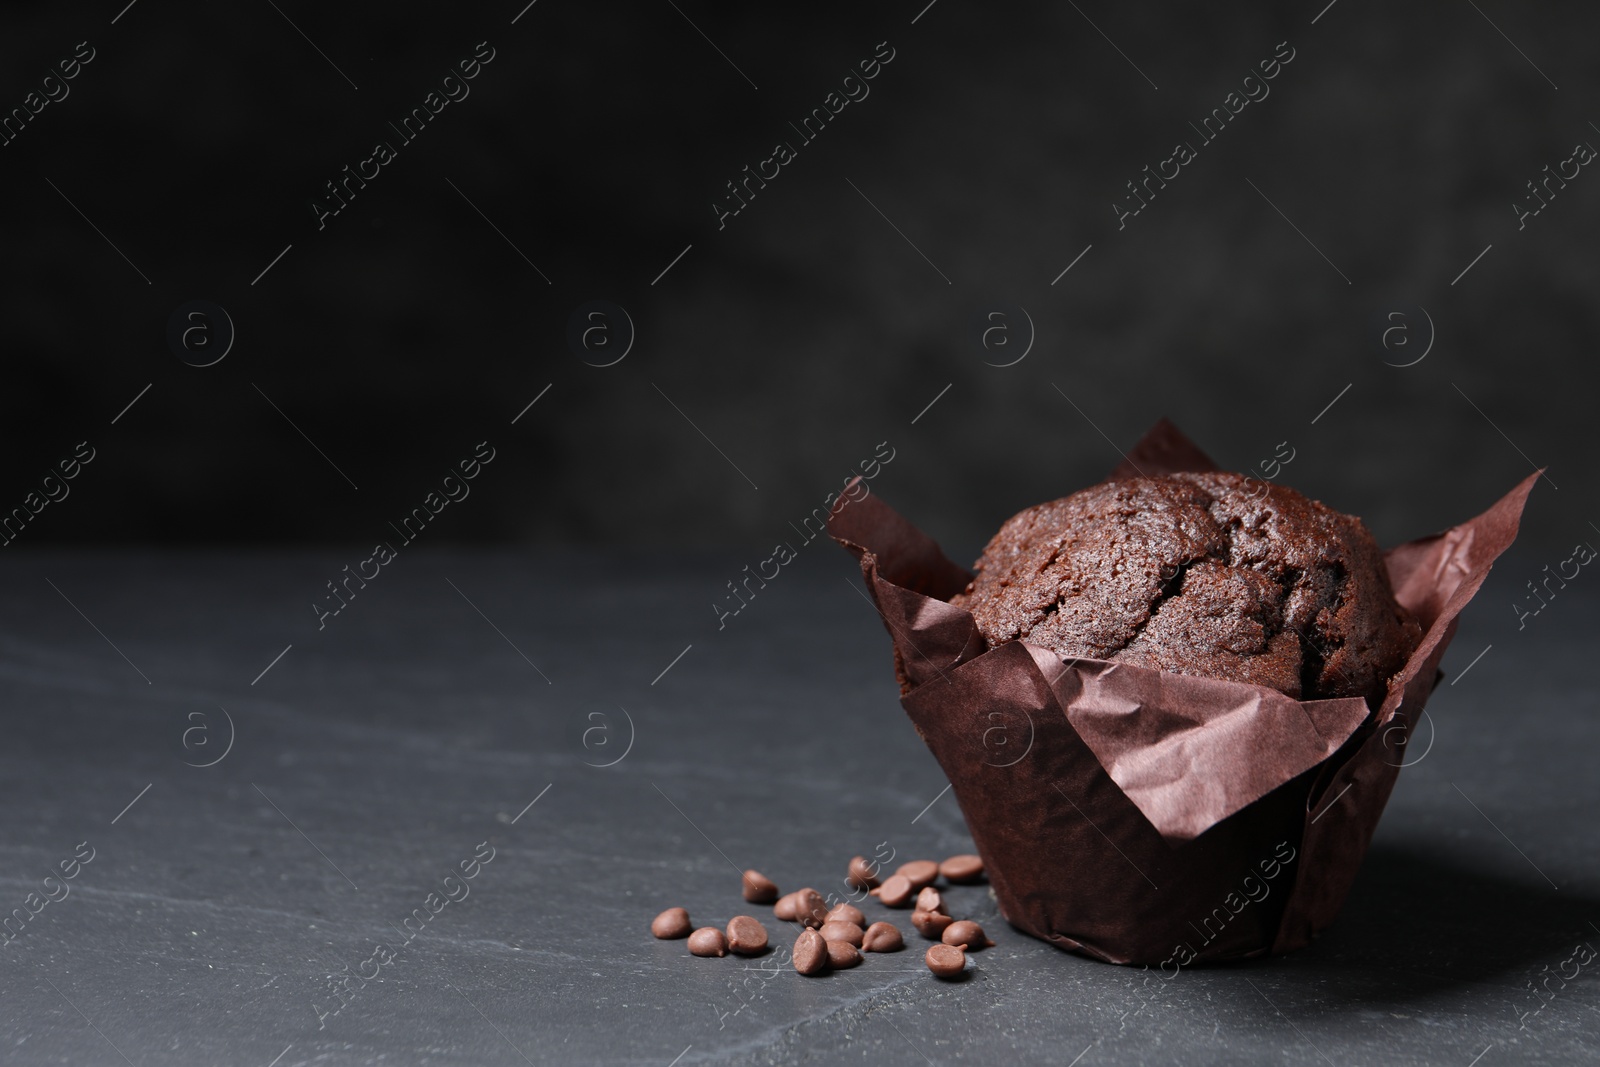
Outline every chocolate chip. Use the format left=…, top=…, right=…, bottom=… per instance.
left=726, top=915, right=769, bottom=956
left=915, top=887, right=946, bottom=915
left=773, top=892, right=798, bottom=921
left=911, top=910, right=955, bottom=939
left=861, top=922, right=905, bottom=952
left=942, top=920, right=992, bottom=951
left=925, top=943, right=966, bottom=978
left=688, top=927, right=728, bottom=957
left=741, top=869, right=779, bottom=904
left=791, top=887, right=828, bottom=928
left=651, top=907, right=692, bottom=939
left=793, top=929, right=829, bottom=975
left=826, top=903, right=866, bottom=927
left=939, top=854, right=985, bottom=884
left=846, top=855, right=881, bottom=891
left=819, top=921, right=864, bottom=947
left=871, top=874, right=914, bottom=908
left=895, top=860, right=939, bottom=890
left=826, top=939, right=863, bottom=969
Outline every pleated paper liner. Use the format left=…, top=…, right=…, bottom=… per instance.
left=829, top=418, right=1538, bottom=965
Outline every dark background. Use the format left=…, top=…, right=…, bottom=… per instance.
left=0, top=0, right=1592, bottom=563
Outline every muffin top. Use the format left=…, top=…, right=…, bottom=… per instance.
left=950, top=472, right=1421, bottom=705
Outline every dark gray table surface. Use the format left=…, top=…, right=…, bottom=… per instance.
left=1, top=545, right=1596, bottom=1066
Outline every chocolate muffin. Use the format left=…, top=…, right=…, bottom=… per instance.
left=951, top=473, right=1421, bottom=705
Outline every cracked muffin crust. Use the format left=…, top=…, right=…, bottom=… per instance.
left=950, top=472, right=1422, bottom=705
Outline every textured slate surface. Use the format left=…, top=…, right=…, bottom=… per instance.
left=0, top=546, right=1595, bottom=1065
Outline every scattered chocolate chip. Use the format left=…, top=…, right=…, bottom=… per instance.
left=942, top=920, right=992, bottom=951
left=651, top=907, right=692, bottom=939
left=826, top=939, right=863, bottom=969
left=726, top=915, right=769, bottom=956
left=939, top=854, right=985, bottom=884
left=915, top=887, right=946, bottom=915
left=872, top=874, right=914, bottom=907
left=688, top=927, right=728, bottom=957
left=911, top=909, right=955, bottom=939
left=826, top=903, right=866, bottom=927
left=925, top=943, right=966, bottom=978
left=846, top=855, right=881, bottom=891
left=741, top=870, right=779, bottom=904
left=793, top=929, right=829, bottom=975
left=792, top=887, right=828, bottom=928
left=773, top=893, right=798, bottom=921
left=819, top=920, right=864, bottom=947
left=895, top=860, right=939, bottom=890
left=861, top=922, right=905, bottom=952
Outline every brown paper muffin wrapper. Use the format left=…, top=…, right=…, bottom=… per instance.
left=829, top=419, right=1538, bottom=966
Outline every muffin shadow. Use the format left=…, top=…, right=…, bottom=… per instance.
left=1287, top=841, right=1594, bottom=1003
